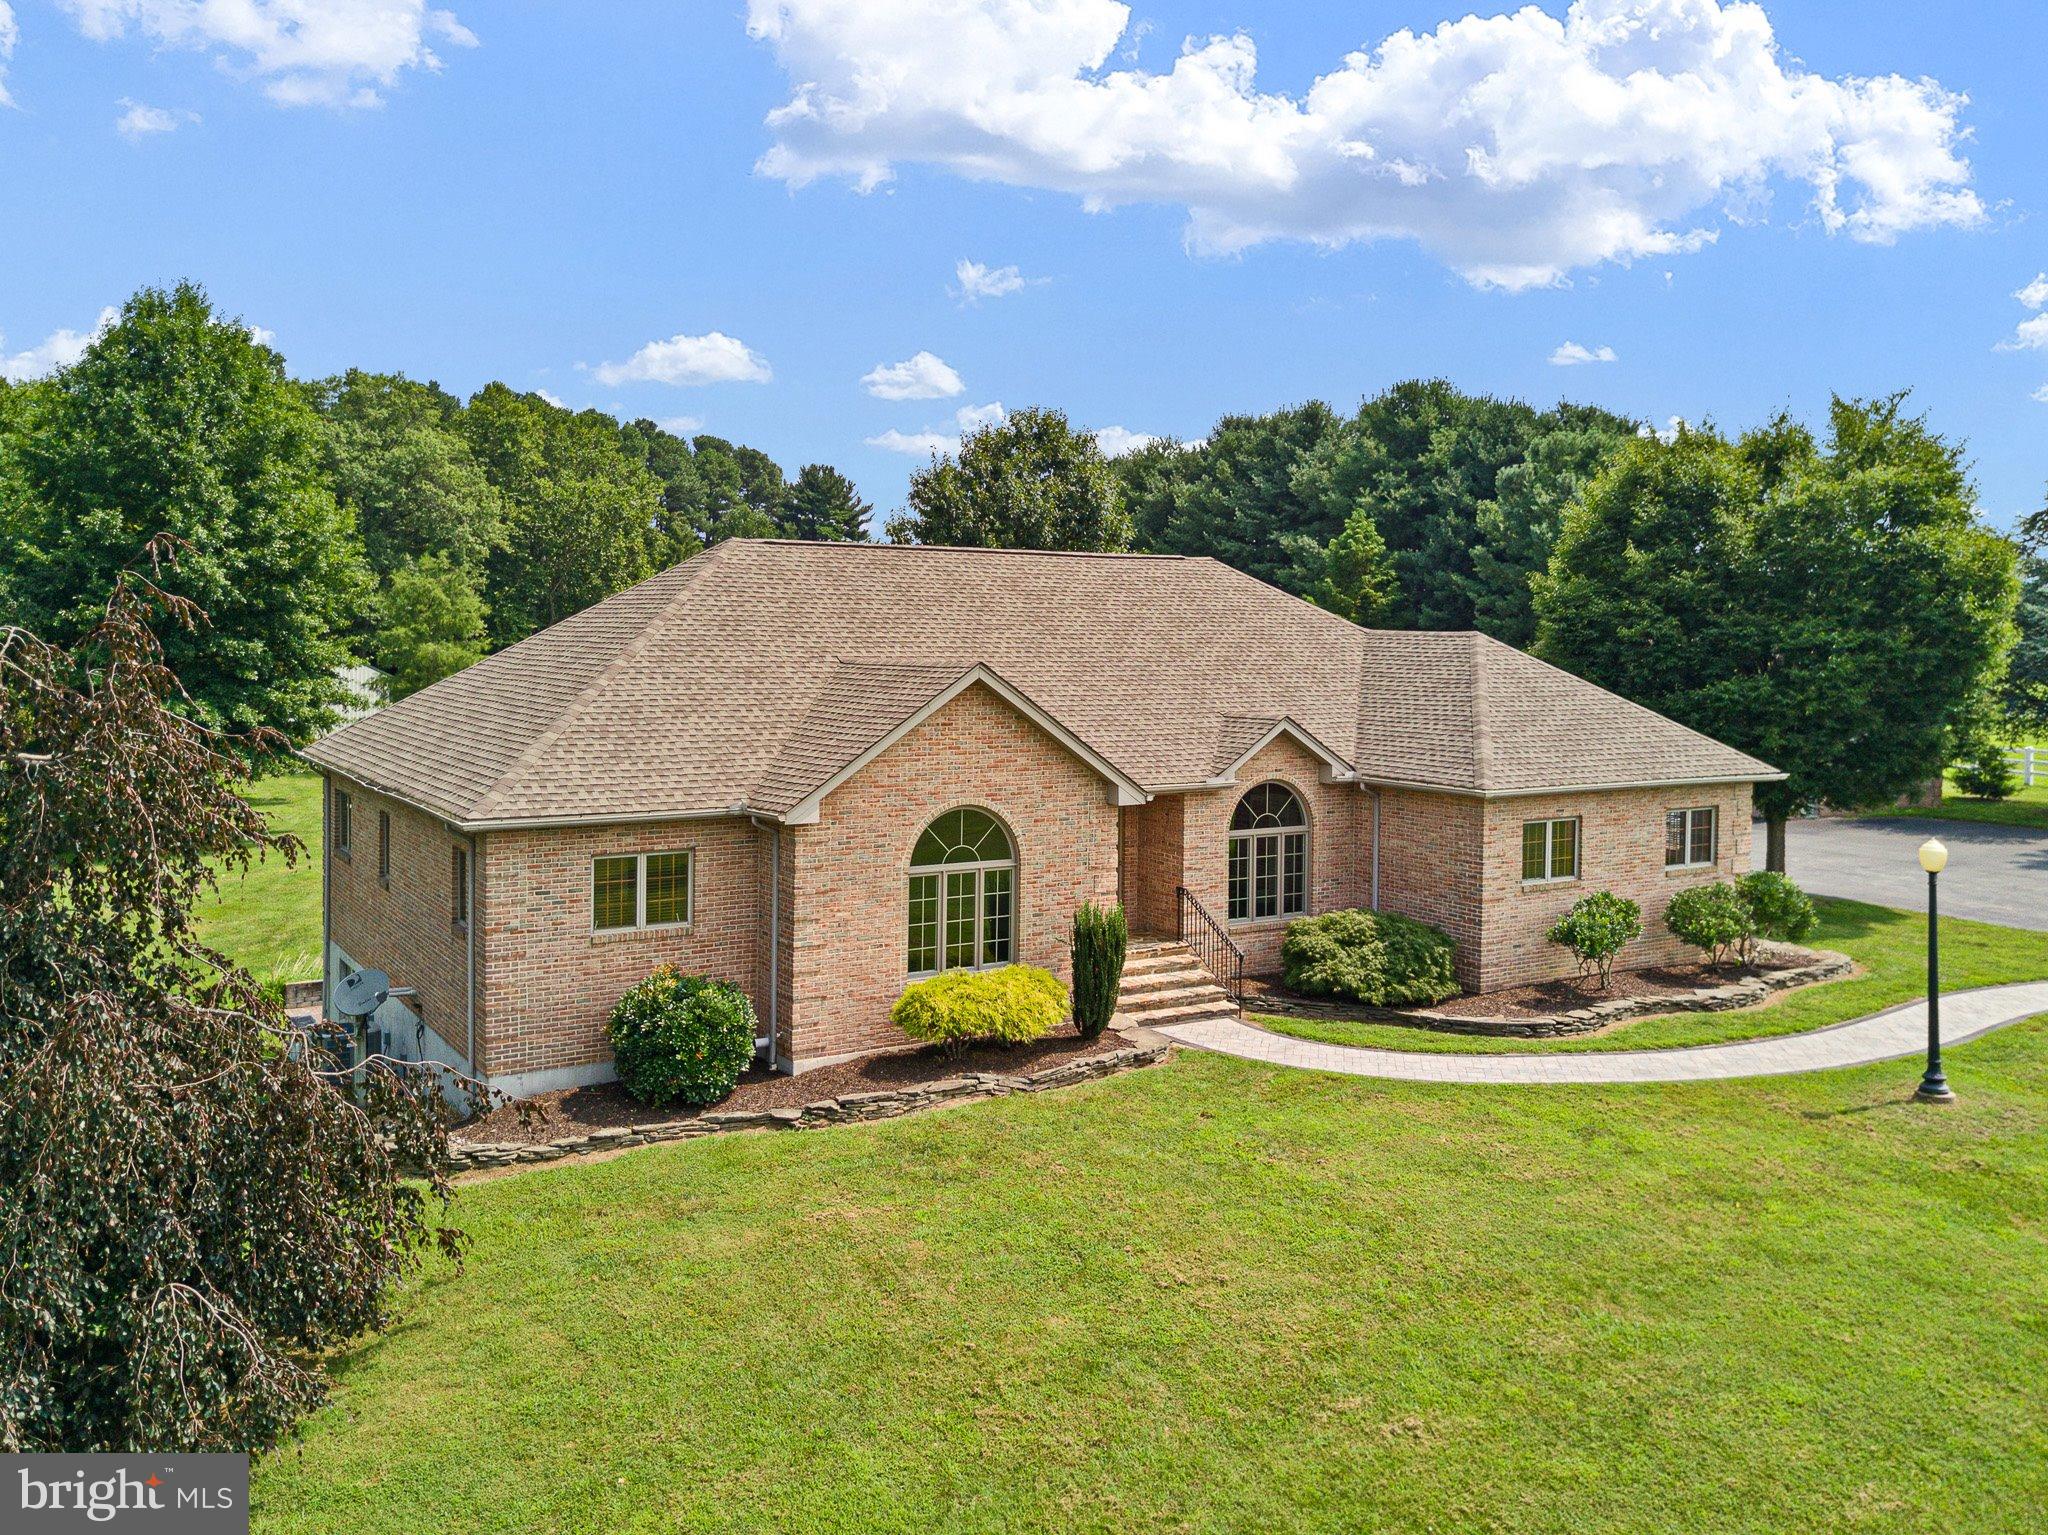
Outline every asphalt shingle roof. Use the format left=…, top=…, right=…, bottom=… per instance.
left=302, top=540, right=1780, bottom=825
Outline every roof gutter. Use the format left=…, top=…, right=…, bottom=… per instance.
left=1350, top=770, right=1788, bottom=800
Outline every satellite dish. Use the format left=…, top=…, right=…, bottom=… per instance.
left=333, top=968, right=391, bottom=1021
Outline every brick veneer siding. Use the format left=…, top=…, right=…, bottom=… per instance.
left=1118, top=794, right=1185, bottom=939
left=783, top=682, right=1121, bottom=1069
left=1174, top=737, right=1374, bottom=978
left=1474, top=783, right=1753, bottom=990
left=323, top=773, right=478, bottom=1059
left=478, top=815, right=763, bottom=1086
left=1374, top=788, right=1487, bottom=988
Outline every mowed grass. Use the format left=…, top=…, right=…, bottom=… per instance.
left=257, top=1028, right=2048, bottom=1534
left=1258, top=896, right=2048, bottom=1054
left=1870, top=782, right=2048, bottom=831
left=194, top=768, right=322, bottom=987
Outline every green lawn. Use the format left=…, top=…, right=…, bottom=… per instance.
left=256, top=1021, right=2048, bottom=1534
left=194, top=769, right=322, bottom=987
left=1869, top=782, right=2048, bottom=831
left=1258, top=896, right=2048, bottom=1055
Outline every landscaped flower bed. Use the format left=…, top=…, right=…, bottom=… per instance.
left=450, top=1024, right=1167, bottom=1172
left=1243, top=944, right=1854, bottom=1039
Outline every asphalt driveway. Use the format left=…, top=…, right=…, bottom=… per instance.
left=1773, top=816, right=2048, bottom=931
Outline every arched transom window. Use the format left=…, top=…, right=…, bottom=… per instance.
left=908, top=807, right=1014, bottom=976
left=1228, top=783, right=1307, bottom=922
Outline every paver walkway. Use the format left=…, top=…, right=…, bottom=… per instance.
left=1157, top=980, right=2048, bottom=1084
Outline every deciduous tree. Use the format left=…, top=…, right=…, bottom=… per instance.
left=1535, top=398, right=2019, bottom=871
left=373, top=554, right=489, bottom=698
left=889, top=406, right=1131, bottom=550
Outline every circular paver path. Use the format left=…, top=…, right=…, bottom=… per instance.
left=1157, top=981, right=2048, bottom=1085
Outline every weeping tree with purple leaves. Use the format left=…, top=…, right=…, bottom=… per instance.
left=0, top=547, right=480, bottom=1453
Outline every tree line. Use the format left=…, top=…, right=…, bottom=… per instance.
left=0, top=283, right=872, bottom=731
left=887, top=392, right=2025, bottom=870
left=2, top=280, right=2032, bottom=865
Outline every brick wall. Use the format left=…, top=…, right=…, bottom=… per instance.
left=1172, top=737, right=1373, bottom=977
left=1474, top=783, right=1754, bottom=989
left=324, top=773, right=477, bottom=1060
left=479, top=815, right=763, bottom=1086
left=1375, top=788, right=1487, bottom=987
left=785, top=682, right=1120, bottom=1068
left=1117, top=794, right=1184, bottom=938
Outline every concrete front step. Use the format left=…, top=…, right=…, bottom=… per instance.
left=1112, top=999, right=1241, bottom=1029
left=1118, top=983, right=1233, bottom=1015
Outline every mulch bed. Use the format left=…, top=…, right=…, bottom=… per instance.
left=456, top=1025, right=1128, bottom=1148
left=1243, top=950, right=1812, bottom=1023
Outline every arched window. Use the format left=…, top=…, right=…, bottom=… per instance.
left=1228, top=782, right=1307, bottom=922
left=907, top=807, right=1014, bottom=976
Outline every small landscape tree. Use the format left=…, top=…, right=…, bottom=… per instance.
left=1071, top=901, right=1129, bottom=1039
left=1546, top=892, right=1643, bottom=988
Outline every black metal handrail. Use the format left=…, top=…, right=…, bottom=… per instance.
left=1176, top=885, right=1245, bottom=1020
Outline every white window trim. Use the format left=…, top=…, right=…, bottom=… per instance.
left=591, top=849, right=695, bottom=934
left=1665, top=806, right=1719, bottom=870
left=907, top=855, right=1015, bottom=979
left=1521, top=816, right=1582, bottom=886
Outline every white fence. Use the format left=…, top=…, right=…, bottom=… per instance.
left=2005, top=746, right=2044, bottom=786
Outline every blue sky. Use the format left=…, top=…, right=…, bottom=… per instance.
left=3, top=0, right=2045, bottom=529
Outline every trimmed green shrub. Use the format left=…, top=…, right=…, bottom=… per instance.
left=607, top=965, right=758, bottom=1107
left=1071, top=901, right=1128, bottom=1039
left=892, top=965, right=1069, bottom=1055
left=1735, top=870, right=1818, bottom=956
left=1546, top=891, right=1643, bottom=987
left=1664, top=882, right=1755, bottom=969
left=1280, top=909, right=1459, bottom=1006
left=1952, top=745, right=2017, bottom=801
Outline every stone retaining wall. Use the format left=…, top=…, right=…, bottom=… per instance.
left=447, top=1038, right=1170, bottom=1174
left=1251, top=949, right=1855, bottom=1040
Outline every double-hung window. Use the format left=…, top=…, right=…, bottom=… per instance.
left=592, top=850, right=694, bottom=932
left=332, top=790, right=353, bottom=858
left=377, top=811, right=392, bottom=884
left=1522, top=817, right=1579, bottom=883
left=452, top=847, right=470, bottom=931
left=1665, top=807, right=1718, bottom=869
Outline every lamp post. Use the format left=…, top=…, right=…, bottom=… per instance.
left=1915, top=837, right=1955, bottom=1104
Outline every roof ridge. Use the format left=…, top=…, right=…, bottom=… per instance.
left=1467, top=632, right=1495, bottom=792
left=729, top=539, right=1191, bottom=561
left=466, top=553, right=725, bottom=820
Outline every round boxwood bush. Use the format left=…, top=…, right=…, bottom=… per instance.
left=1664, top=882, right=1755, bottom=968
left=607, top=964, right=758, bottom=1107
left=891, top=964, right=1068, bottom=1055
left=1734, top=870, right=1818, bottom=950
left=1546, top=891, right=1643, bottom=988
left=1280, top=909, right=1458, bottom=1006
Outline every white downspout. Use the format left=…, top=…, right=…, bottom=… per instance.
left=320, top=776, right=333, bottom=1021
left=465, top=833, right=478, bottom=1073
left=1369, top=785, right=1382, bottom=911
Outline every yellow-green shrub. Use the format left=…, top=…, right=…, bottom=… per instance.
left=891, top=965, right=1068, bottom=1053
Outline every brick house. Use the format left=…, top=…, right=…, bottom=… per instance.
left=303, top=540, right=1780, bottom=1096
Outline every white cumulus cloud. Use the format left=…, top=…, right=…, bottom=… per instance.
left=2033, top=384, right=2048, bottom=406
left=115, top=98, right=196, bottom=138
left=861, top=349, right=964, bottom=400
left=655, top=415, right=704, bottom=435
left=868, top=401, right=1006, bottom=455
left=0, top=3, right=17, bottom=108
left=1997, top=274, right=2048, bottom=352
left=1549, top=341, right=1618, bottom=366
left=0, top=306, right=118, bottom=382
left=954, top=259, right=1039, bottom=302
left=592, top=332, right=773, bottom=387
left=1093, top=425, right=1158, bottom=457
left=62, top=0, right=476, bottom=108
left=2018, top=273, right=2048, bottom=311
left=745, top=0, right=1984, bottom=290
